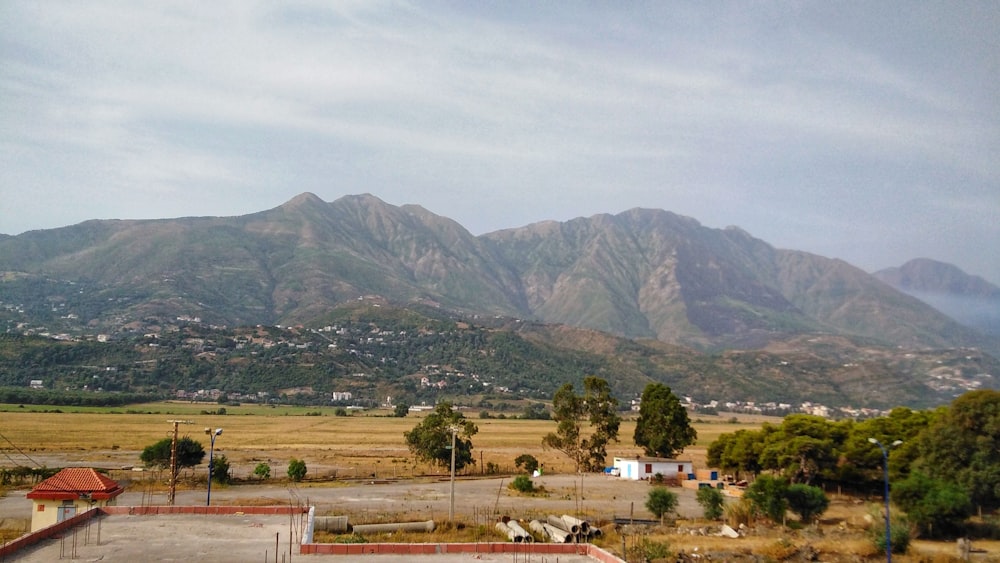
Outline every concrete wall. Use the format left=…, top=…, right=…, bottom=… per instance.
left=30, top=498, right=116, bottom=532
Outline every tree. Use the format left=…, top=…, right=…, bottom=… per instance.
left=646, top=487, right=679, bottom=522
left=892, top=471, right=973, bottom=537
left=253, top=462, right=271, bottom=480
left=514, top=454, right=540, bottom=474
left=758, top=415, right=847, bottom=484
left=785, top=483, right=829, bottom=524
left=393, top=403, right=410, bottom=417
left=541, top=377, right=620, bottom=472
left=913, top=390, right=1000, bottom=510
left=745, top=475, right=789, bottom=524
left=287, top=458, right=307, bottom=482
left=708, top=428, right=768, bottom=480
left=403, top=402, right=478, bottom=470
left=211, top=454, right=231, bottom=485
left=633, top=383, right=697, bottom=458
left=520, top=402, right=550, bottom=420
left=696, top=486, right=726, bottom=520
left=140, top=437, right=205, bottom=471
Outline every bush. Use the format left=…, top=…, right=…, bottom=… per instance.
left=510, top=475, right=534, bottom=493
left=868, top=505, right=910, bottom=555
left=210, top=454, right=231, bottom=485
left=646, top=487, right=679, bottom=521
left=627, top=537, right=671, bottom=561
left=514, top=454, right=539, bottom=474
left=696, top=486, right=725, bottom=520
left=287, top=458, right=307, bottom=482
left=253, top=462, right=271, bottom=480
left=724, top=499, right=756, bottom=528
left=745, top=475, right=789, bottom=524
left=892, top=471, right=972, bottom=537
left=786, top=484, right=829, bottom=524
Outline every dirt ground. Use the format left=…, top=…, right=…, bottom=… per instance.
left=5, top=468, right=1000, bottom=561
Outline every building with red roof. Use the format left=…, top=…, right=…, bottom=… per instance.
left=26, top=467, right=124, bottom=531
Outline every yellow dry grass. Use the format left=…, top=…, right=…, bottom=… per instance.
left=0, top=405, right=767, bottom=475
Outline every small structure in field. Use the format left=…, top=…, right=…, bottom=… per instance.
left=612, top=456, right=694, bottom=482
left=26, top=467, right=124, bottom=531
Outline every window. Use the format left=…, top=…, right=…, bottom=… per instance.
left=38, top=504, right=45, bottom=512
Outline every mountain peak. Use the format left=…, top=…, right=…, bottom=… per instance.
left=281, top=192, right=327, bottom=209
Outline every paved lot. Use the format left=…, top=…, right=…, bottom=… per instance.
left=2, top=474, right=701, bottom=561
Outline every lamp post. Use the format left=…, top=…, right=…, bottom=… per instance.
left=448, top=425, right=459, bottom=522
left=868, top=438, right=902, bottom=562
left=205, top=427, right=223, bottom=506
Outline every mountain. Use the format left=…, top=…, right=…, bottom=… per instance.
left=873, top=259, right=1000, bottom=337
left=0, top=193, right=994, bottom=356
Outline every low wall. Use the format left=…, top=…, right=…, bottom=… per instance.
left=0, top=507, right=100, bottom=558
left=2, top=506, right=623, bottom=562
left=300, top=541, right=622, bottom=561
left=101, top=505, right=308, bottom=516
left=0, top=505, right=309, bottom=559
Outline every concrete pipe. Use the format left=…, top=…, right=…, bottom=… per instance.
left=528, top=519, right=548, bottom=539
left=352, top=520, right=436, bottom=535
left=314, top=515, right=350, bottom=533
left=562, top=514, right=590, bottom=535
left=541, top=523, right=573, bottom=543
left=495, top=521, right=522, bottom=542
left=507, top=520, right=533, bottom=542
left=547, top=514, right=577, bottom=534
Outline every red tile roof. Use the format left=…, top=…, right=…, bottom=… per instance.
left=27, top=468, right=124, bottom=501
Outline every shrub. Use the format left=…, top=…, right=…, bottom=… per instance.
left=696, top=486, right=725, bottom=520
left=210, top=454, right=231, bottom=485
left=867, top=505, right=910, bottom=556
left=724, top=499, right=756, bottom=528
left=514, top=454, right=539, bottom=474
left=892, top=471, right=973, bottom=537
left=745, top=475, right=789, bottom=524
left=510, top=475, right=534, bottom=493
left=646, top=487, right=679, bottom=521
left=627, top=537, right=671, bottom=561
left=287, top=458, right=307, bottom=482
left=252, top=462, right=271, bottom=480
left=786, top=483, right=829, bottom=524
left=485, top=462, right=500, bottom=475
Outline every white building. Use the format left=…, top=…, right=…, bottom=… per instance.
left=612, top=456, right=694, bottom=481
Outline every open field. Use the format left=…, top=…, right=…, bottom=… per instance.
left=4, top=404, right=999, bottom=561
left=0, top=403, right=770, bottom=478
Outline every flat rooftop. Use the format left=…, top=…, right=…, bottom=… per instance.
left=9, top=511, right=606, bottom=562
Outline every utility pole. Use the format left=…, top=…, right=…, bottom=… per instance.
left=167, top=420, right=192, bottom=505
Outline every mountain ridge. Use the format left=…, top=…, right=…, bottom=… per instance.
left=0, top=193, right=995, bottom=356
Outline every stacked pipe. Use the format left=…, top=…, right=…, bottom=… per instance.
left=542, top=514, right=602, bottom=542
left=495, top=519, right=532, bottom=542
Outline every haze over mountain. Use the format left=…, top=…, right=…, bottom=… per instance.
left=1, top=193, right=993, bottom=357
left=874, top=259, right=1000, bottom=337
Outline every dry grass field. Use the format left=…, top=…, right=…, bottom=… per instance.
left=4, top=404, right=998, bottom=561
left=0, top=403, right=761, bottom=478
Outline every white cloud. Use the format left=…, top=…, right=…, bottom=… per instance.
left=1, top=1, right=997, bottom=282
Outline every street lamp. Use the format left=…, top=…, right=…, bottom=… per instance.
left=447, top=425, right=460, bottom=522
left=205, top=427, right=223, bottom=506
left=868, top=438, right=902, bottom=562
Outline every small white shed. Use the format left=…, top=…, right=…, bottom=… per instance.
left=613, top=456, right=693, bottom=481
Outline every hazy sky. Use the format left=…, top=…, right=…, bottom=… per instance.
left=2, top=2, right=998, bottom=283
